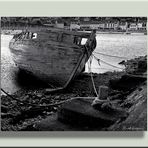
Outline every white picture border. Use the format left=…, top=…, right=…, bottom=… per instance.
left=0, top=0, right=148, bottom=147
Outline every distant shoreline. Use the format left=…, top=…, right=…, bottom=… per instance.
left=1, top=29, right=147, bottom=36
left=79, top=30, right=147, bottom=35
left=96, top=31, right=147, bottom=35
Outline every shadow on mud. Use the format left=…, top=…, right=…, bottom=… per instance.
left=14, top=69, right=49, bottom=90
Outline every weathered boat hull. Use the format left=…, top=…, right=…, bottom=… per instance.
left=9, top=29, right=96, bottom=87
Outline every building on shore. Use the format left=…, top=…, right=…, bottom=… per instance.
left=55, top=21, right=64, bottom=29
left=1, top=17, right=147, bottom=33
left=80, top=21, right=99, bottom=30
left=136, top=22, right=147, bottom=31
left=129, top=23, right=138, bottom=31
left=70, top=22, right=80, bottom=30
left=118, top=22, right=128, bottom=31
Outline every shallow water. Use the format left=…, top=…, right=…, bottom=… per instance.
left=1, top=35, right=19, bottom=94
left=86, top=33, right=147, bottom=73
left=1, top=34, right=147, bottom=93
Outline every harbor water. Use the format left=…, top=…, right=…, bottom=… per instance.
left=1, top=33, right=147, bottom=94
left=86, top=33, right=147, bottom=73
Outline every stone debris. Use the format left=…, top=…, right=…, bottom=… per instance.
left=107, top=82, right=147, bottom=131
left=119, top=55, right=147, bottom=75
left=58, top=98, right=128, bottom=127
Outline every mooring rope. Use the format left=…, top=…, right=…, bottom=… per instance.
left=84, top=44, right=99, bottom=97
left=1, top=87, right=96, bottom=109
left=93, top=54, right=125, bottom=70
left=88, top=55, right=99, bottom=97
left=1, top=88, right=36, bottom=106
left=94, top=51, right=130, bottom=59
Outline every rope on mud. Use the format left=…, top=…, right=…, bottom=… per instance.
left=1, top=88, right=95, bottom=109
left=37, top=97, right=96, bottom=108
left=1, top=88, right=37, bottom=107
left=37, top=96, right=117, bottom=108
left=93, top=54, right=125, bottom=70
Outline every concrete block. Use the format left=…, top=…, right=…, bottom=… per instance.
left=34, top=114, right=75, bottom=131
left=34, top=114, right=90, bottom=131
left=58, top=98, right=125, bottom=128
left=92, top=85, right=109, bottom=106
left=98, top=85, right=109, bottom=100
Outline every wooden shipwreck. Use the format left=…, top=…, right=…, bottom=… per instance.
left=9, top=28, right=97, bottom=88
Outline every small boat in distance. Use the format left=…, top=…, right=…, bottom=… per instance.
left=9, top=28, right=97, bottom=89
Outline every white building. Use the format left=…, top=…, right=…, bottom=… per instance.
left=70, top=23, right=80, bottom=30
left=55, top=23, right=64, bottom=29
left=119, top=22, right=128, bottom=30
left=137, top=22, right=147, bottom=30
left=129, top=23, right=138, bottom=30
left=80, top=24, right=90, bottom=30
left=114, top=22, right=120, bottom=30
left=90, top=24, right=100, bottom=30
left=80, top=23, right=100, bottom=30
left=98, top=23, right=105, bottom=29
left=104, top=23, right=115, bottom=29
left=137, top=23, right=143, bottom=28
left=83, top=17, right=90, bottom=22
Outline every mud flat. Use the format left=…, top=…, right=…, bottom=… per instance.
left=1, top=56, right=147, bottom=131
